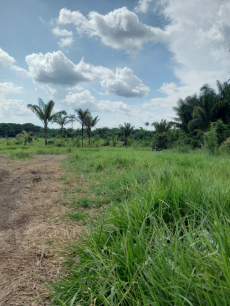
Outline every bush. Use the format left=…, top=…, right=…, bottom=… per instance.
left=203, top=123, right=218, bottom=155
left=55, top=139, right=66, bottom=147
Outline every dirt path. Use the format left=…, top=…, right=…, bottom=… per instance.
left=0, top=155, right=76, bottom=306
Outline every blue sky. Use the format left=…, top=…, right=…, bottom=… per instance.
left=0, top=0, right=229, bottom=129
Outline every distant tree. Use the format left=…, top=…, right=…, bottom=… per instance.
left=16, top=130, right=32, bottom=145
left=52, top=113, right=76, bottom=137
left=75, top=108, right=90, bottom=147
left=85, top=115, right=100, bottom=146
left=27, top=98, right=65, bottom=145
left=144, top=122, right=150, bottom=130
left=119, top=122, right=134, bottom=146
left=151, top=119, right=172, bottom=134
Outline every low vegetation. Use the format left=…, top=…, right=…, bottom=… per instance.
left=45, top=147, right=230, bottom=305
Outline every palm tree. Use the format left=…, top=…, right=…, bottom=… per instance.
left=192, top=85, right=217, bottom=131
left=27, top=98, right=66, bottom=145
left=52, top=113, right=76, bottom=137
left=75, top=108, right=90, bottom=147
left=144, top=122, right=150, bottom=130
left=119, top=122, right=134, bottom=146
left=85, top=115, right=100, bottom=146
left=151, top=119, right=172, bottom=134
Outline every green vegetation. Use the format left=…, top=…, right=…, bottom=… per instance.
left=27, top=98, right=66, bottom=145
left=47, top=147, right=230, bottom=305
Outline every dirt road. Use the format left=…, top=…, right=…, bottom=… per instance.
left=0, top=155, right=68, bottom=306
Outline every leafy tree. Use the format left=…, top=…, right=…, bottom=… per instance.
left=27, top=98, right=65, bottom=145
left=119, top=122, right=134, bottom=146
left=75, top=108, right=90, bottom=147
left=85, top=115, right=100, bottom=146
left=52, top=113, right=76, bottom=137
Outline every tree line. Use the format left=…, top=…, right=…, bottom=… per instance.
left=1, top=79, right=230, bottom=149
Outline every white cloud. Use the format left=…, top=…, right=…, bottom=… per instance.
left=58, top=37, right=74, bottom=47
left=0, top=48, right=16, bottom=66
left=101, top=67, right=150, bottom=97
left=98, top=100, right=131, bottom=113
left=61, top=86, right=131, bottom=114
left=134, top=0, right=230, bottom=117
left=57, top=7, right=166, bottom=55
left=0, top=82, right=30, bottom=118
left=52, top=27, right=74, bottom=47
left=25, top=51, right=149, bottom=97
left=25, top=51, right=108, bottom=86
left=134, top=0, right=154, bottom=13
left=0, top=48, right=28, bottom=76
left=52, top=27, right=73, bottom=37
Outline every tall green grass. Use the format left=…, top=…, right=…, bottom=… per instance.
left=49, top=148, right=230, bottom=305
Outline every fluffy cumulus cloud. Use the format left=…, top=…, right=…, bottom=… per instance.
left=0, top=82, right=30, bottom=118
left=61, top=86, right=131, bottom=114
left=57, top=7, right=166, bottom=55
left=101, top=67, right=150, bottom=97
left=0, top=48, right=28, bottom=76
left=25, top=51, right=149, bottom=97
left=25, top=51, right=110, bottom=86
left=52, top=27, right=74, bottom=47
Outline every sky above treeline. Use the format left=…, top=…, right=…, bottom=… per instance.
left=0, top=0, right=229, bottom=129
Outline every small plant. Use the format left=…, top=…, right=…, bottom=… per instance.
left=203, top=123, right=218, bottom=155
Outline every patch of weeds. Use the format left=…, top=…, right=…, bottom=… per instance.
left=7, top=151, right=33, bottom=160
left=45, top=238, right=54, bottom=245
left=36, top=149, right=46, bottom=155
left=95, top=163, right=104, bottom=172
left=78, top=197, right=92, bottom=208
left=66, top=211, right=88, bottom=222
left=113, top=156, right=136, bottom=169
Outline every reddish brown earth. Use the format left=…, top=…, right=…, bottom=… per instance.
left=0, top=155, right=81, bottom=306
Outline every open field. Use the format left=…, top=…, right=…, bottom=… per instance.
left=0, top=140, right=230, bottom=305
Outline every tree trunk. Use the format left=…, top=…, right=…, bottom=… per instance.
left=62, top=125, right=64, bottom=138
left=81, top=124, right=84, bottom=147
left=88, top=129, right=90, bottom=146
left=44, top=125, right=48, bottom=146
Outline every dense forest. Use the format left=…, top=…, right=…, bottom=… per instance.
left=1, top=80, right=230, bottom=150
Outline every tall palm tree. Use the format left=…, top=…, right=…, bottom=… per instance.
left=85, top=115, right=100, bottom=146
left=27, top=98, right=65, bottom=145
left=52, top=113, right=76, bottom=137
left=151, top=119, right=172, bottom=134
left=119, top=122, right=134, bottom=146
left=75, top=108, right=90, bottom=147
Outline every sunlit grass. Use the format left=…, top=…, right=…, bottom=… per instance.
left=47, top=147, right=230, bottom=305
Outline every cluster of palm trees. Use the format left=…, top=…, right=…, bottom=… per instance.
left=27, top=99, right=99, bottom=146
left=173, top=80, right=230, bottom=133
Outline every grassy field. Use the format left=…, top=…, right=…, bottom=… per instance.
left=49, top=147, right=230, bottom=306
left=1, top=139, right=230, bottom=305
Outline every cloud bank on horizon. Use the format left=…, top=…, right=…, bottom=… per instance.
left=0, top=0, right=229, bottom=128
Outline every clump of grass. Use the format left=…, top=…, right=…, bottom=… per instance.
left=7, top=150, right=33, bottom=160
left=66, top=211, right=88, bottom=222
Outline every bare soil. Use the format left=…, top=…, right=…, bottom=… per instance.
left=0, top=155, right=81, bottom=306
